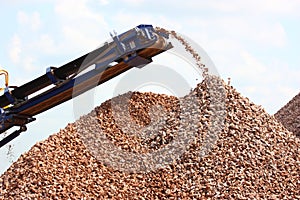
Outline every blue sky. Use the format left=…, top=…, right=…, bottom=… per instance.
left=0, top=0, right=299, bottom=174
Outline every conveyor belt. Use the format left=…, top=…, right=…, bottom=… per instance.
left=15, top=37, right=170, bottom=116
left=0, top=25, right=165, bottom=108
left=0, top=24, right=172, bottom=147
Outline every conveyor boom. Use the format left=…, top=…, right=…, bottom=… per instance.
left=0, top=24, right=172, bottom=148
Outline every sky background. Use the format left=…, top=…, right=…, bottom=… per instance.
left=0, top=0, right=299, bottom=174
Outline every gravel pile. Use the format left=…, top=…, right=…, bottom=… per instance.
left=1, top=28, right=299, bottom=199
left=0, top=76, right=299, bottom=199
left=275, top=92, right=300, bottom=137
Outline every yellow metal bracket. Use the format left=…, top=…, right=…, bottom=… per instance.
left=0, top=68, right=9, bottom=91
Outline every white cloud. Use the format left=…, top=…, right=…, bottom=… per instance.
left=23, top=56, right=37, bottom=72
left=244, top=0, right=300, bottom=16
left=186, top=17, right=287, bottom=49
left=8, top=34, right=41, bottom=74
left=54, top=0, right=106, bottom=25
left=238, top=51, right=267, bottom=76
left=9, top=34, right=22, bottom=64
left=8, top=34, right=37, bottom=73
left=243, top=86, right=257, bottom=94
left=99, top=0, right=109, bottom=5
left=33, top=34, right=56, bottom=54
left=17, top=11, right=28, bottom=25
left=254, top=23, right=287, bottom=48
left=278, top=86, right=298, bottom=100
left=17, top=11, right=41, bottom=31
left=185, top=0, right=300, bottom=16
left=112, top=12, right=182, bottom=32
left=119, top=0, right=144, bottom=5
left=31, top=12, right=41, bottom=31
left=62, top=25, right=103, bottom=52
left=53, top=0, right=109, bottom=54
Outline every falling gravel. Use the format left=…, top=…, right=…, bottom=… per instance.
left=0, top=76, right=299, bottom=199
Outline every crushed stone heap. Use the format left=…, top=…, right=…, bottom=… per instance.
left=0, top=77, right=299, bottom=199
left=275, top=92, right=300, bottom=137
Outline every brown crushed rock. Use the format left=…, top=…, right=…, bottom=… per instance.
left=275, top=92, right=300, bottom=137
left=0, top=76, right=299, bottom=199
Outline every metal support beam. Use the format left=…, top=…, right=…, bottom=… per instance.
left=0, top=126, right=27, bottom=148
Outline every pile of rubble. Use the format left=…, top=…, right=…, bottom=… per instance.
left=0, top=76, right=299, bottom=199
left=275, top=92, right=300, bottom=137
